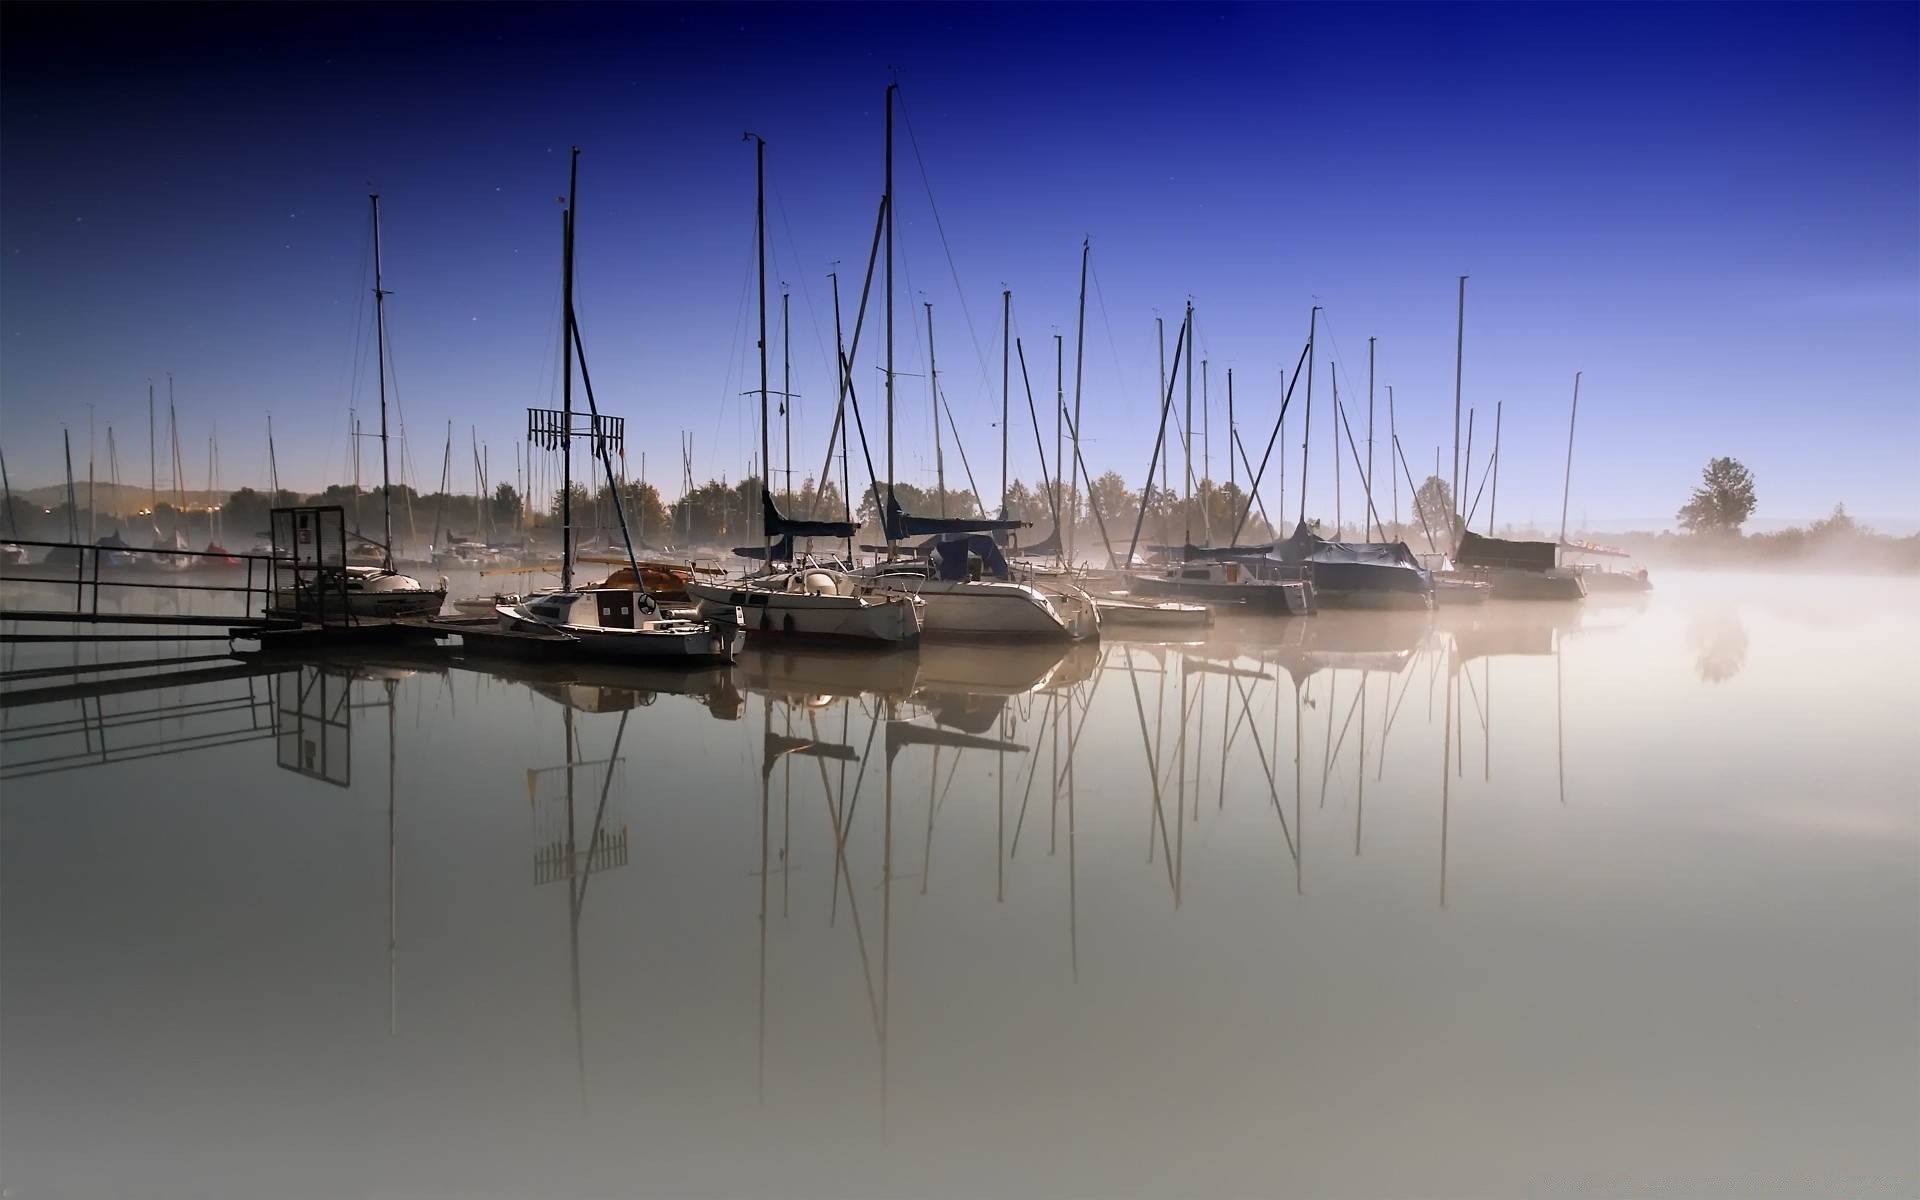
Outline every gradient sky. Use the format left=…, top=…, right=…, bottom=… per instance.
left=4, top=1, right=1915, bottom=530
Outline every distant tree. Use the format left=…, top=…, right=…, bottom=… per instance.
left=1411, top=476, right=1459, bottom=544
left=1085, top=470, right=1137, bottom=534
left=1677, top=457, right=1757, bottom=535
left=1807, top=502, right=1859, bottom=540
left=490, top=482, right=522, bottom=529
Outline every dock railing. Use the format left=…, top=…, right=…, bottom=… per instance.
left=0, top=539, right=286, bottom=640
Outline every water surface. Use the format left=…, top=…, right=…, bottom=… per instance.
left=3, top=571, right=1915, bottom=1197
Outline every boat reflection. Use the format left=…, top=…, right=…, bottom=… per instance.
left=453, top=653, right=745, bottom=719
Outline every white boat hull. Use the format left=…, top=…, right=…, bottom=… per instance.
left=868, top=576, right=1095, bottom=641
left=686, top=577, right=921, bottom=647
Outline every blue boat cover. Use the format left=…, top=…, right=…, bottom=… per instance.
left=881, top=487, right=1027, bottom=542
left=762, top=488, right=857, bottom=540
left=931, top=533, right=1013, bottom=581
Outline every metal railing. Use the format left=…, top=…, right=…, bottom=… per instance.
left=0, top=538, right=285, bottom=636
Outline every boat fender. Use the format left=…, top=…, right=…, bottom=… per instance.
left=436, top=575, right=449, bottom=593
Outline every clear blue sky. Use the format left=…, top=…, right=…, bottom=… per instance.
left=4, top=1, right=1915, bottom=530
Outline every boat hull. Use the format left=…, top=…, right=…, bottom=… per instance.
left=1485, top=567, right=1586, bottom=602
left=496, top=611, right=742, bottom=665
left=685, top=580, right=921, bottom=647
left=868, top=577, right=1094, bottom=641
left=1130, top=573, right=1314, bottom=616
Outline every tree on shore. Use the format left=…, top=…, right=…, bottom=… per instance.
left=1677, top=457, right=1757, bottom=535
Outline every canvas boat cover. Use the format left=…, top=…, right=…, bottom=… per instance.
left=882, top=486, right=1027, bottom=541
left=761, top=488, right=857, bottom=540
left=1270, top=522, right=1431, bottom=596
left=1455, top=530, right=1559, bottom=572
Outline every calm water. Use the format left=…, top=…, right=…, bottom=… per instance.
left=3, top=572, right=1916, bottom=1198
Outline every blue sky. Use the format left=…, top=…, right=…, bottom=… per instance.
left=4, top=1, right=1915, bottom=530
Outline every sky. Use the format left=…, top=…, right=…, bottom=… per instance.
left=3, top=1, right=1915, bottom=532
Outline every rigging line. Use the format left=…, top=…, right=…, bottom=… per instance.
left=1014, top=338, right=1062, bottom=532
left=1087, top=259, right=1142, bottom=420
left=895, top=91, right=998, bottom=417
left=764, top=166, right=835, bottom=388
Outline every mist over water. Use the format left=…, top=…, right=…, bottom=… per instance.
left=3, top=572, right=1916, bottom=1198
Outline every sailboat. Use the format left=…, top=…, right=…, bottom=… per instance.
left=272, top=195, right=444, bottom=619
left=844, top=85, right=1097, bottom=642
left=495, top=148, right=742, bottom=666
left=681, top=133, right=921, bottom=648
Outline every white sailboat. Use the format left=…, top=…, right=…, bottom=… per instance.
left=849, top=86, right=1096, bottom=643
left=272, top=195, right=444, bottom=619
left=495, top=148, right=742, bottom=667
left=681, top=133, right=920, bottom=648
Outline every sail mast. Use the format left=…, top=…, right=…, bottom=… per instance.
left=752, top=133, right=771, bottom=565
left=1451, top=275, right=1467, bottom=552
left=1070, top=239, right=1088, bottom=565
left=884, top=82, right=897, bottom=560
left=370, top=194, right=394, bottom=570
left=560, top=151, right=578, bottom=591
left=1000, top=289, right=1010, bottom=515
left=1489, top=400, right=1503, bottom=535
left=927, top=302, right=944, bottom=515
left=1299, top=307, right=1317, bottom=525
left=1559, top=371, right=1581, bottom=545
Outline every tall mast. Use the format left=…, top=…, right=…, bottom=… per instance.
left=63, top=430, right=77, bottom=543
left=1182, top=300, right=1194, bottom=546
left=370, top=194, right=395, bottom=570
left=1559, top=371, right=1581, bottom=545
left=1451, top=275, right=1467, bottom=551
left=926, top=302, right=945, bottom=515
left=781, top=286, right=792, bottom=509
left=1000, top=289, right=1010, bottom=513
left=88, top=405, right=96, bottom=545
left=560, top=151, right=578, bottom=590
left=1299, top=307, right=1317, bottom=526
left=148, top=379, right=157, bottom=532
left=884, top=83, right=897, bottom=559
left=750, top=132, right=772, bottom=565
left=1367, top=336, right=1377, bottom=540
left=1488, top=400, right=1503, bottom=535
left=267, top=414, right=279, bottom=498
left=1226, top=367, right=1235, bottom=523
left=168, top=376, right=184, bottom=537
left=1053, top=333, right=1064, bottom=545
left=1331, top=364, right=1341, bottom=538
left=831, top=271, right=853, bottom=538
left=1070, top=238, right=1088, bottom=565
left=1202, top=356, right=1211, bottom=545
left=1387, top=385, right=1398, bottom=533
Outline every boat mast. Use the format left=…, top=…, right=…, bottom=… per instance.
left=1000, top=289, right=1010, bottom=518
left=148, top=379, right=158, bottom=534
left=560, top=152, right=578, bottom=591
left=267, top=413, right=280, bottom=499
left=1558, top=371, right=1581, bottom=545
left=1367, top=336, right=1377, bottom=540
left=1070, top=238, right=1088, bottom=565
left=1182, top=300, right=1194, bottom=547
left=370, top=194, right=395, bottom=571
left=1488, top=400, right=1503, bottom=535
left=884, top=82, right=897, bottom=560
left=926, top=302, right=945, bottom=516
left=1299, top=307, right=1317, bottom=526
left=781, top=286, right=792, bottom=511
left=1387, top=385, right=1398, bottom=534
left=1451, top=275, right=1467, bottom=552
left=1053, top=333, right=1063, bottom=553
left=751, top=133, right=771, bottom=566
